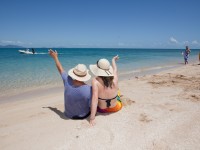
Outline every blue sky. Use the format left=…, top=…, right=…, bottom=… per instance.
left=0, top=0, right=200, bottom=48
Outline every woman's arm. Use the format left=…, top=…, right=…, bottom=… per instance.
left=112, top=55, right=119, bottom=83
left=89, top=78, right=99, bottom=126
left=49, top=49, right=64, bottom=74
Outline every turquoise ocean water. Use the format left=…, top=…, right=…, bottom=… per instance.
left=0, top=48, right=199, bottom=98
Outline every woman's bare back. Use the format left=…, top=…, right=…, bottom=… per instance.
left=96, top=77, right=118, bottom=109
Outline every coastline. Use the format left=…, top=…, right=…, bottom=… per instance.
left=0, top=62, right=187, bottom=102
left=1, top=48, right=199, bottom=100
left=0, top=62, right=200, bottom=149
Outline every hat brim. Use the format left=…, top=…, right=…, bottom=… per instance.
left=68, top=68, right=91, bottom=82
left=89, top=64, right=113, bottom=77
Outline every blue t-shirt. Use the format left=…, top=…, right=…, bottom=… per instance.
left=184, top=50, right=189, bottom=59
left=61, top=72, right=92, bottom=118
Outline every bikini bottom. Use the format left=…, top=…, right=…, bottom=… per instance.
left=97, top=101, right=122, bottom=113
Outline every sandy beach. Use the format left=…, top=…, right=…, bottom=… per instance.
left=0, top=63, right=200, bottom=150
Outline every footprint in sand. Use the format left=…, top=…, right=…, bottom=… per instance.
left=0, top=124, right=8, bottom=128
left=139, top=113, right=152, bottom=123
left=73, top=127, right=115, bottom=146
left=120, top=97, right=135, bottom=106
left=189, top=94, right=200, bottom=102
left=175, top=74, right=186, bottom=78
left=29, top=111, right=47, bottom=118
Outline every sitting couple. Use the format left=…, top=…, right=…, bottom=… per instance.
left=49, top=49, right=122, bottom=126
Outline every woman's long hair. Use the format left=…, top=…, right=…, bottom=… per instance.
left=99, top=76, right=114, bottom=88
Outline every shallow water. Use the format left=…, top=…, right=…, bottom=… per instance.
left=0, top=48, right=199, bottom=98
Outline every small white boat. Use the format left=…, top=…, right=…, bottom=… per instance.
left=18, top=49, right=35, bottom=54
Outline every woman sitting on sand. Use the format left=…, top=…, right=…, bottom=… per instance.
left=89, top=55, right=122, bottom=125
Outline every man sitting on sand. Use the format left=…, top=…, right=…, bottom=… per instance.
left=49, top=49, right=92, bottom=119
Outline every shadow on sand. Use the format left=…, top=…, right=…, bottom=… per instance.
left=42, top=106, right=69, bottom=120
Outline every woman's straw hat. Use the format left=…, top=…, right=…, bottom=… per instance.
left=68, top=64, right=91, bottom=81
left=89, top=58, right=113, bottom=77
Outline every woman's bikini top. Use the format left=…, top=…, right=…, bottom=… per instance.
left=98, top=95, right=118, bottom=108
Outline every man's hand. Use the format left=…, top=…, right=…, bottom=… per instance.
left=49, top=49, right=58, bottom=59
left=48, top=49, right=64, bottom=74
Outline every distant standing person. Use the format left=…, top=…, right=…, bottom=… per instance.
left=182, top=46, right=191, bottom=65
left=32, top=48, right=35, bottom=54
left=49, top=49, right=92, bottom=119
left=199, top=51, right=200, bottom=65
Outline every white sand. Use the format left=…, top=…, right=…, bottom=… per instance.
left=0, top=63, right=200, bottom=150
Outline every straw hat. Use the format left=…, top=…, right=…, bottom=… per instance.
left=68, top=64, right=91, bottom=81
left=89, top=59, right=113, bottom=77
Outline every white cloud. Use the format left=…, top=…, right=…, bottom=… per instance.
left=0, top=40, right=15, bottom=44
left=0, top=40, right=24, bottom=45
left=169, top=37, right=178, bottom=44
left=117, top=42, right=125, bottom=46
left=183, top=41, right=189, bottom=45
left=192, top=40, right=198, bottom=44
left=16, top=41, right=23, bottom=44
